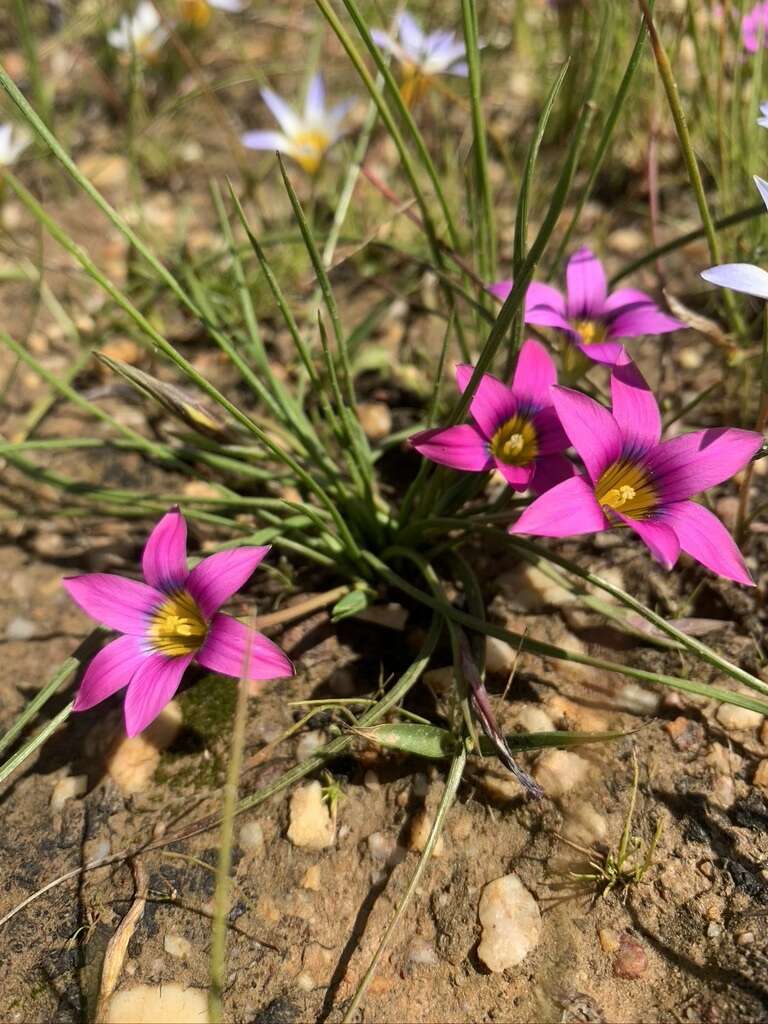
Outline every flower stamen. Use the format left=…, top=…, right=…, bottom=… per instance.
left=575, top=319, right=607, bottom=346
left=596, top=459, right=657, bottom=519
left=491, top=415, right=538, bottom=466
left=293, top=130, right=331, bottom=173
left=149, top=590, right=208, bottom=656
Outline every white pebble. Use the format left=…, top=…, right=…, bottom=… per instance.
left=562, top=802, right=608, bottom=847
left=716, top=703, right=764, bottom=733
left=106, top=984, right=209, bottom=1023
left=485, top=636, right=516, bottom=675
left=163, top=934, right=192, bottom=959
left=477, top=874, right=542, bottom=972
left=287, top=782, right=335, bottom=850
left=239, top=820, right=265, bottom=855
left=533, top=750, right=590, bottom=799
left=513, top=705, right=555, bottom=733
left=50, top=774, right=87, bottom=813
left=6, top=616, right=36, bottom=640
left=296, top=730, right=326, bottom=762
left=408, top=937, right=439, bottom=965
left=614, top=683, right=661, bottom=715
left=367, top=831, right=404, bottom=865
left=499, top=565, right=573, bottom=611
left=295, top=971, right=315, bottom=992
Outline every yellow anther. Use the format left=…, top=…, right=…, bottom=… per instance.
left=501, top=433, right=524, bottom=460
left=292, top=130, right=331, bottom=174
left=601, top=484, right=636, bottom=509
left=595, top=460, right=656, bottom=519
left=149, top=591, right=207, bottom=656
left=574, top=319, right=607, bottom=346
left=490, top=416, right=538, bottom=467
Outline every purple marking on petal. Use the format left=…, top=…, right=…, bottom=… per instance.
left=73, top=634, right=146, bottom=713
left=196, top=613, right=295, bottom=679
left=141, top=508, right=188, bottom=592
left=610, top=355, right=661, bottom=453
left=123, top=652, right=193, bottom=737
left=186, top=546, right=271, bottom=620
left=606, top=304, right=684, bottom=339
left=531, top=406, right=569, bottom=454
left=530, top=454, right=575, bottom=495
left=565, top=247, right=607, bottom=319
left=603, top=287, right=655, bottom=315
left=62, top=574, right=162, bottom=635
left=661, top=500, right=754, bottom=586
left=525, top=303, right=575, bottom=334
left=525, top=281, right=567, bottom=317
left=550, top=386, right=623, bottom=483
left=615, top=512, right=680, bottom=570
left=512, top=338, right=557, bottom=411
left=409, top=424, right=491, bottom=471
left=647, top=428, right=763, bottom=503
left=455, top=365, right=518, bottom=438
left=493, top=459, right=534, bottom=490
left=701, top=263, right=768, bottom=300
left=508, top=474, right=609, bottom=537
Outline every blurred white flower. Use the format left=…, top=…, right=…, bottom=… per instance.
left=372, top=12, right=468, bottom=78
left=107, top=2, right=169, bottom=56
left=179, top=0, right=246, bottom=28
left=241, top=73, right=354, bottom=174
left=0, top=123, right=31, bottom=166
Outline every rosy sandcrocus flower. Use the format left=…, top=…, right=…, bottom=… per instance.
left=372, top=13, right=468, bottom=104
left=179, top=0, right=245, bottom=28
left=743, top=2, right=768, bottom=52
left=701, top=177, right=768, bottom=299
left=409, top=338, right=573, bottom=493
left=490, top=247, right=684, bottom=365
left=241, top=73, right=354, bottom=175
left=0, top=123, right=31, bottom=166
left=509, top=356, right=761, bottom=585
left=63, top=508, right=294, bottom=736
left=107, top=2, right=169, bottom=56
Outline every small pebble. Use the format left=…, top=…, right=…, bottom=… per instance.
left=287, top=782, right=335, bottom=849
left=753, top=760, right=768, bottom=792
left=716, top=703, right=764, bottom=733
left=599, top=928, right=620, bottom=954
left=367, top=831, right=405, bottom=865
left=665, top=716, right=704, bottom=752
left=533, top=750, right=590, bottom=799
left=485, top=636, right=516, bottom=675
left=296, top=730, right=326, bottom=762
left=295, top=971, right=315, bottom=992
left=408, top=936, right=439, bottom=965
left=106, top=702, right=182, bottom=795
left=50, top=775, right=87, bottom=813
left=614, top=683, right=660, bottom=715
left=512, top=705, right=555, bottom=734
left=706, top=922, right=722, bottom=939
left=106, top=984, right=208, bottom=1023
left=239, top=820, right=265, bottom=855
left=301, top=864, right=322, bottom=891
left=408, top=810, right=445, bottom=857
left=477, top=874, right=542, bottom=972
left=163, top=934, right=192, bottom=959
left=499, top=564, right=573, bottom=611
left=364, top=769, right=380, bottom=791
left=6, top=616, right=36, bottom=640
left=562, top=802, right=608, bottom=847
left=357, top=402, right=392, bottom=441
left=613, top=933, right=648, bottom=979
left=737, top=931, right=755, bottom=946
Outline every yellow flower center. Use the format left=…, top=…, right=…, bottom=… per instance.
left=292, top=130, right=331, bottom=174
left=490, top=415, right=538, bottom=466
left=179, top=0, right=211, bottom=27
left=574, top=319, right=607, bottom=346
left=595, top=459, right=657, bottom=519
left=400, top=66, right=432, bottom=106
left=149, top=590, right=208, bottom=657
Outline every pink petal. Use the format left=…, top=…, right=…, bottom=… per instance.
left=73, top=635, right=147, bottom=713
left=530, top=454, right=575, bottom=495
left=488, top=279, right=512, bottom=301
left=493, top=459, right=534, bottom=490
left=512, top=338, right=557, bottom=411
left=610, top=355, right=661, bottom=453
left=565, top=247, right=607, bottom=319
left=525, top=304, right=575, bottom=334
left=607, top=305, right=683, bottom=338
left=141, top=507, right=189, bottom=592
left=62, top=574, right=162, bottom=635
left=575, top=339, right=625, bottom=364
left=603, top=287, right=655, bottom=314
left=551, top=386, right=623, bottom=483
left=508, top=474, right=608, bottom=537
left=196, top=613, right=295, bottom=679
left=531, top=406, right=569, bottom=454
left=661, top=501, right=754, bottom=586
left=615, top=513, right=680, bottom=569
left=525, top=281, right=567, bottom=317
left=123, top=653, right=193, bottom=737
left=186, top=546, right=271, bottom=620
left=409, top=424, right=491, bottom=471
left=647, top=428, right=763, bottom=503
left=455, top=365, right=518, bottom=437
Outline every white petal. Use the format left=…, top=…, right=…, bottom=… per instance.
left=304, top=73, right=326, bottom=122
left=754, top=175, right=768, bottom=213
left=701, top=263, right=768, bottom=300
left=260, top=87, right=302, bottom=135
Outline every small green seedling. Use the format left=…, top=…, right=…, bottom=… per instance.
left=556, top=747, right=662, bottom=901
left=320, top=771, right=345, bottom=815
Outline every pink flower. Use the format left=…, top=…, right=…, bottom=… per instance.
left=409, top=338, right=573, bottom=493
left=509, top=355, right=761, bottom=584
left=743, top=2, right=768, bottom=52
left=490, top=247, right=684, bottom=365
left=63, top=509, right=294, bottom=736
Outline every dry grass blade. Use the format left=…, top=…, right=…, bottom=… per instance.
left=94, top=860, right=147, bottom=1022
